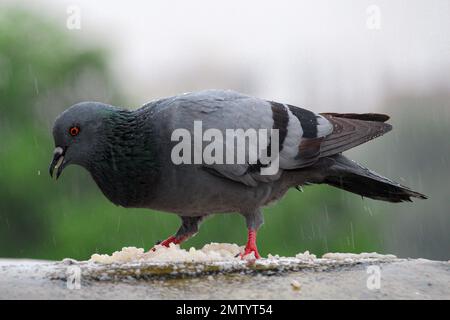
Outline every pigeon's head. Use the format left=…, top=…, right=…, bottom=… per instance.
left=49, top=102, right=114, bottom=179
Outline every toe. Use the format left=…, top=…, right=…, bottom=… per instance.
left=240, top=248, right=261, bottom=259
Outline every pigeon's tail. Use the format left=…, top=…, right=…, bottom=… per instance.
left=319, top=113, right=392, bottom=157
left=322, top=154, right=427, bottom=203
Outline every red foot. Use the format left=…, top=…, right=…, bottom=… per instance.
left=150, top=235, right=188, bottom=252
left=240, top=229, right=261, bottom=259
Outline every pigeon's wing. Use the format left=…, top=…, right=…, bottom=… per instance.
left=154, top=90, right=391, bottom=187
left=157, top=90, right=333, bottom=187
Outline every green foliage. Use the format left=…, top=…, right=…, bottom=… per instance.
left=0, top=7, right=384, bottom=261
left=0, top=9, right=109, bottom=124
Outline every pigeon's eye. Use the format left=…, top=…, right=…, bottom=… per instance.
left=69, top=126, right=80, bottom=137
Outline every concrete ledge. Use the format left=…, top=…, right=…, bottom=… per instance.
left=0, top=257, right=449, bottom=299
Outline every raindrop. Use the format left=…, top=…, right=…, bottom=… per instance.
left=350, top=222, right=355, bottom=249
left=34, top=77, right=39, bottom=95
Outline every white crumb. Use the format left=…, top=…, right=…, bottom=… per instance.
left=89, top=243, right=243, bottom=264
left=295, top=250, right=317, bottom=260
left=61, top=258, right=79, bottom=265
left=88, top=243, right=397, bottom=264
left=242, top=251, right=256, bottom=261
left=90, top=247, right=145, bottom=264
left=321, top=252, right=397, bottom=261
left=290, top=279, right=301, bottom=290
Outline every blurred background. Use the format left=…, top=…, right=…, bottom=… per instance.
left=0, top=0, right=448, bottom=261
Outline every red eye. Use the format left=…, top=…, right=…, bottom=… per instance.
left=69, top=126, right=80, bottom=136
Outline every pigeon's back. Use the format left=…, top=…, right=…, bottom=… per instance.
left=145, top=90, right=391, bottom=185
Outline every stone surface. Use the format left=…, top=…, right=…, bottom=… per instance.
left=1, top=256, right=449, bottom=299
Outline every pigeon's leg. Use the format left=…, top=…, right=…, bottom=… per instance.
left=240, top=209, right=264, bottom=259
left=152, top=216, right=205, bottom=250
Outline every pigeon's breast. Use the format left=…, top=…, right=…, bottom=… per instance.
left=87, top=110, right=161, bottom=208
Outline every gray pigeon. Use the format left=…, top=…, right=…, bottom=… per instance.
left=49, top=89, right=426, bottom=258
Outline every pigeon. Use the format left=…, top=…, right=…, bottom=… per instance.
left=49, top=89, right=427, bottom=258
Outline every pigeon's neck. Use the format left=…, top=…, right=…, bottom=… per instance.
left=87, top=109, right=160, bottom=207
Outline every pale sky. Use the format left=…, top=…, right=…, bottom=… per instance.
left=8, top=0, right=450, bottom=110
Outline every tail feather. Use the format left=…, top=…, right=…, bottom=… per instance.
left=323, top=155, right=427, bottom=203
left=321, top=113, right=390, bottom=123
left=319, top=113, right=392, bottom=158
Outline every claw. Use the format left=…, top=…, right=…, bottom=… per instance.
left=149, top=235, right=187, bottom=252
left=239, top=248, right=261, bottom=260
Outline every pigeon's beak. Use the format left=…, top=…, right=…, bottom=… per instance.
left=49, top=146, right=67, bottom=180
